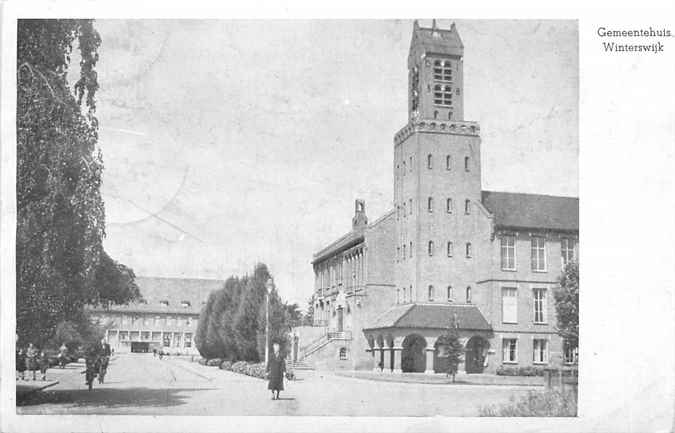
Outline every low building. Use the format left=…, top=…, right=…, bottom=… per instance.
left=89, top=276, right=223, bottom=354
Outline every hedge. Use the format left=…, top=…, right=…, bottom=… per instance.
left=496, top=366, right=545, bottom=376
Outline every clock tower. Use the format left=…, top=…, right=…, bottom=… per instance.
left=394, top=20, right=486, bottom=305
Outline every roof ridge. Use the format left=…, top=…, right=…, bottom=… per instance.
left=482, top=189, right=579, bottom=200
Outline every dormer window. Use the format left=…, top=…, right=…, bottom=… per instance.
left=160, top=300, right=169, bottom=307
left=180, top=301, right=191, bottom=308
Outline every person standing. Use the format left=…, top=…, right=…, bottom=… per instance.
left=25, top=343, right=38, bottom=380
left=38, top=350, right=49, bottom=381
left=58, top=343, right=68, bottom=368
left=16, top=348, right=26, bottom=380
left=266, top=342, right=285, bottom=400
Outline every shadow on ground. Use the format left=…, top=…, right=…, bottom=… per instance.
left=17, top=386, right=217, bottom=408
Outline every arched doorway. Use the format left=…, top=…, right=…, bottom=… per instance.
left=465, top=336, right=489, bottom=374
left=401, top=334, right=427, bottom=373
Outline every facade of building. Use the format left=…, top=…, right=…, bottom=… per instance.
left=297, top=20, right=579, bottom=374
left=89, top=276, right=223, bottom=355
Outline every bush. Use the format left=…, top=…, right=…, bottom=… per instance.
left=198, top=358, right=207, bottom=365
left=206, top=358, right=223, bottom=367
left=226, top=360, right=266, bottom=379
left=219, top=360, right=232, bottom=370
left=496, top=366, right=545, bottom=376
left=479, top=389, right=577, bottom=417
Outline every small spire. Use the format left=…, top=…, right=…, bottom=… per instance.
left=432, top=19, right=437, bottom=30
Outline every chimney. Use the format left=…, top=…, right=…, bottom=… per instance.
left=352, top=199, right=368, bottom=230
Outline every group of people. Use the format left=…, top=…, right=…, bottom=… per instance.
left=15, top=342, right=64, bottom=381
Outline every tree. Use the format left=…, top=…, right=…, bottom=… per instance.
left=554, top=261, right=579, bottom=349
left=302, top=296, right=315, bottom=326
left=440, top=314, right=464, bottom=383
left=195, top=263, right=296, bottom=363
left=16, top=19, right=138, bottom=347
left=284, top=302, right=302, bottom=329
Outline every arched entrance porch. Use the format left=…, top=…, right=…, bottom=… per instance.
left=401, top=334, right=427, bottom=373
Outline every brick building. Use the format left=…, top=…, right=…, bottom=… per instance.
left=89, top=277, right=223, bottom=354
left=295, top=20, right=578, bottom=374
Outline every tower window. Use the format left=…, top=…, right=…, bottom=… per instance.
left=409, top=199, right=413, bottom=215
left=402, top=161, right=406, bottom=175
left=447, top=285, right=453, bottom=302
left=409, top=241, right=413, bottom=258
left=446, top=155, right=452, bottom=170
left=427, top=154, right=433, bottom=169
left=403, top=202, right=406, bottom=216
left=428, top=285, right=434, bottom=301
left=433, top=59, right=453, bottom=82
left=433, top=84, right=453, bottom=106
left=396, top=247, right=400, bottom=262
left=464, top=156, right=470, bottom=171
left=446, top=198, right=453, bottom=213
left=466, top=242, right=472, bottom=258
left=409, top=156, right=413, bottom=172
left=402, top=243, right=406, bottom=259
left=447, top=241, right=453, bottom=257
left=410, top=285, right=413, bottom=302
left=428, top=241, right=434, bottom=256
left=466, top=286, right=472, bottom=303
left=427, top=197, right=433, bottom=213
left=465, top=199, right=471, bottom=214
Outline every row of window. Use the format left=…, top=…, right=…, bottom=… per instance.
left=117, top=315, right=193, bottom=328
left=501, top=287, right=548, bottom=324
left=397, top=197, right=471, bottom=218
left=397, top=154, right=470, bottom=175
left=502, top=338, right=578, bottom=365
left=502, top=338, right=548, bottom=364
left=500, top=235, right=576, bottom=272
left=112, top=330, right=193, bottom=348
left=397, top=241, right=473, bottom=261
left=396, top=285, right=472, bottom=304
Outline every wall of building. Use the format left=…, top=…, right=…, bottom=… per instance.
left=92, top=311, right=199, bottom=354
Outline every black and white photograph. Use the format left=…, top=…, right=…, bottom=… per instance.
left=1, top=2, right=674, bottom=432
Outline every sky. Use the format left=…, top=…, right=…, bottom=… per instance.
left=88, top=19, right=578, bottom=308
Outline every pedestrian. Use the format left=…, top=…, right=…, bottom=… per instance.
left=153, top=348, right=157, bottom=357
left=16, top=348, right=26, bottom=380
left=58, top=343, right=68, bottom=368
left=25, top=343, right=39, bottom=380
left=266, top=342, right=285, bottom=400
left=38, top=350, right=49, bottom=381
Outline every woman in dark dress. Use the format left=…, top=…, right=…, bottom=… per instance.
left=267, top=342, right=285, bottom=400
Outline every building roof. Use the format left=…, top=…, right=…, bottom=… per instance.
left=481, top=190, right=579, bottom=232
left=90, top=276, right=224, bottom=315
left=312, top=231, right=364, bottom=265
left=364, top=303, right=492, bottom=331
left=311, top=210, right=395, bottom=265
left=411, top=20, right=464, bottom=57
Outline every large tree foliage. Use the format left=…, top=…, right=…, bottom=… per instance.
left=196, top=263, right=294, bottom=362
left=439, top=315, right=464, bottom=383
left=554, top=261, right=579, bottom=348
left=16, top=19, right=137, bottom=347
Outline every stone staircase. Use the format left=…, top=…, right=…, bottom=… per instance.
left=288, top=359, right=314, bottom=371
